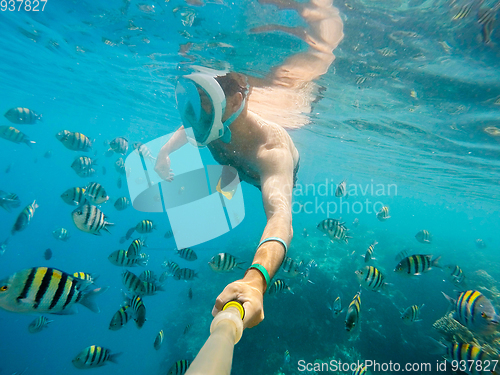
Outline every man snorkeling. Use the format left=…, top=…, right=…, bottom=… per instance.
left=155, top=0, right=343, bottom=328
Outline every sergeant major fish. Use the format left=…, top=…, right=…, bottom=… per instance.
left=208, top=253, right=245, bottom=272
left=4, top=107, right=42, bottom=124
left=394, top=254, right=441, bottom=276
left=335, top=179, right=348, bottom=198
left=345, top=291, right=361, bottom=331
left=56, top=130, right=92, bottom=151
left=72, top=204, right=113, bottom=235
left=363, top=241, right=378, bottom=263
left=167, top=359, right=192, bottom=375
left=72, top=345, right=121, bottom=369
left=177, top=248, right=197, bottom=261
left=114, top=197, right=130, bottom=211
left=0, top=267, right=108, bottom=314
left=0, top=126, right=36, bottom=148
left=356, top=266, right=389, bottom=292
left=0, top=190, right=21, bottom=212
left=401, top=304, right=424, bottom=324
left=154, top=330, right=164, bottom=350
left=329, top=295, right=343, bottom=318
left=107, top=137, right=129, bottom=155
left=376, top=206, right=390, bottom=221
left=52, top=228, right=70, bottom=241
left=109, top=304, right=132, bottom=331
left=11, top=200, right=38, bottom=235
left=28, top=316, right=53, bottom=333
left=268, top=279, right=293, bottom=295
left=61, top=187, right=86, bottom=206
left=84, top=182, right=109, bottom=205
left=415, top=229, right=432, bottom=243
left=442, top=290, right=500, bottom=336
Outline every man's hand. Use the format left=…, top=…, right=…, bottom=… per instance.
left=154, top=155, right=174, bottom=181
left=212, top=275, right=265, bottom=329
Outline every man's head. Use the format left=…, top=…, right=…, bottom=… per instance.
left=176, top=68, right=249, bottom=147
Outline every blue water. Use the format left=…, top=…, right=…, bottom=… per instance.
left=1, top=0, right=500, bottom=374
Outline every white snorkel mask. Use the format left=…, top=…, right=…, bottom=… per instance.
left=175, top=66, right=249, bottom=147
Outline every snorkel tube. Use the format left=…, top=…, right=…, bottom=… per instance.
left=185, top=301, right=245, bottom=375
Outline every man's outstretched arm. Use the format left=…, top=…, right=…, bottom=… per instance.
left=212, top=147, right=294, bottom=328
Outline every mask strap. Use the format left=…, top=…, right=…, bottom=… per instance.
left=220, top=82, right=249, bottom=143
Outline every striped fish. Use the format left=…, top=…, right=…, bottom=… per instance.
left=395, top=249, right=410, bottom=262
left=84, top=182, right=109, bottom=205
left=72, top=272, right=99, bottom=285
left=4, top=107, right=42, bottom=124
left=28, top=316, right=53, bottom=333
left=162, top=261, right=180, bottom=276
left=71, top=156, right=97, bottom=177
left=72, top=345, right=120, bottom=368
left=345, top=291, right=361, bottom=331
left=329, top=295, right=343, bottom=318
left=352, top=365, right=367, bottom=375
left=115, top=157, right=127, bottom=175
left=177, top=248, right=197, bottom=261
left=317, top=218, right=351, bottom=243
left=415, top=229, right=432, bottom=243
left=444, top=264, right=466, bottom=286
left=122, top=270, right=146, bottom=294
left=52, top=228, right=70, bottom=241
left=0, top=126, right=36, bottom=147
left=443, top=290, right=500, bottom=335
left=11, top=200, right=38, bottom=235
left=130, top=295, right=146, bottom=328
left=376, top=206, right=390, bottom=221
left=364, top=241, right=378, bottom=263
left=401, top=304, right=424, bottom=324
left=108, top=250, right=149, bottom=267
left=268, top=279, right=293, bottom=295
left=0, top=267, right=108, bottom=314
left=164, top=230, right=174, bottom=239
left=434, top=340, right=497, bottom=375
left=114, top=197, right=130, bottom=211
left=0, top=190, right=21, bottom=213
left=56, top=130, right=92, bottom=151
left=61, top=187, right=86, bottom=206
left=109, top=305, right=132, bottom=330
left=139, top=270, right=156, bottom=282
left=355, top=266, right=388, bottom=292
left=136, top=219, right=156, bottom=234
left=335, top=179, right=348, bottom=197
left=208, top=253, right=244, bottom=272
left=167, top=359, right=192, bottom=375
left=394, top=254, right=441, bottom=276
left=127, top=238, right=147, bottom=259
left=452, top=2, right=473, bottom=20
left=72, top=204, right=113, bottom=235
left=282, top=257, right=300, bottom=277
left=108, top=137, right=128, bottom=155
left=154, top=330, right=164, bottom=350
left=174, top=268, right=198, bottom=281
left=141, top=281, right=163, bottom=296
